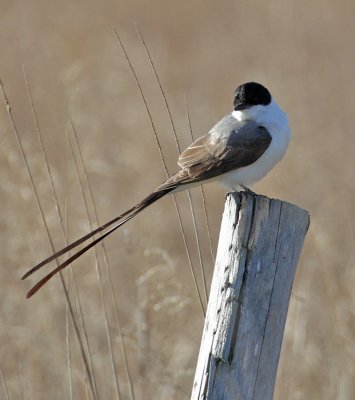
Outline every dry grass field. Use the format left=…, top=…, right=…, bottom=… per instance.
left=0, top=1, right=354, bottom=399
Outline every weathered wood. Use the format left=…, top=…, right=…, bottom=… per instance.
left=191, top=192, right=310, bottom=400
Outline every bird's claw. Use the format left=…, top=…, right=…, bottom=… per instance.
left=239, top=185, right=257, bottom=196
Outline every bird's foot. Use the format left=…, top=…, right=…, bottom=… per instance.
left=239, top=185, right=258, bottom=196
left=226, top=185, right=257, bottom=199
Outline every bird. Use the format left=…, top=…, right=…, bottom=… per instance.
left=22, top=82, right=291, bottom=298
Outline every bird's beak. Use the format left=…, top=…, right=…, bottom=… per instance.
left=234, top=104, right=249, bottom=111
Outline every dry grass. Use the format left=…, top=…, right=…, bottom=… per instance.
left=0, top=1, right=354, bottom=399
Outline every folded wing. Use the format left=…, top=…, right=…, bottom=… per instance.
left=160, top=115, right=272, bottom=189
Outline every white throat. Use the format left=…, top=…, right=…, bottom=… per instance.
left=232, top=99, right=288, bottom=132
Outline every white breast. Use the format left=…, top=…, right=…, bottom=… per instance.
left=220, top=100, right=291, bottom=188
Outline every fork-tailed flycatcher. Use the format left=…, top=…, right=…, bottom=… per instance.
left=22, top=82, right=291, bottom=298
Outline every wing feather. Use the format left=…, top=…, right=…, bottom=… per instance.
left=177, top=135, right=217, bottom=169
left=158, top=116, right=272, bottom=190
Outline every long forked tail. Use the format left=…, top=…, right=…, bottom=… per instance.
left=22, top=188, right=173, bottom=298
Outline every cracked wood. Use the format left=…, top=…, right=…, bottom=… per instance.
left=191, top=192, right=310, bottom=400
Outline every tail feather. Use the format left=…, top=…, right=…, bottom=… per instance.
left=22, top=204, right=137, bottom=280
left=23, top=188, right=172, bottom=297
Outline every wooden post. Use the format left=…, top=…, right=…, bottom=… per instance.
left=191, top=192, right=310, bottom=400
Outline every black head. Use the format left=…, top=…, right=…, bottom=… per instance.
left=233, top=82, right=271, bottom=111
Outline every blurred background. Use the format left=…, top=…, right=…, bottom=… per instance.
left=0, top=0, right=354, bottom=399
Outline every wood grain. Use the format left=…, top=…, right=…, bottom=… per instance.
left=191, top=192, right=310, bottom=400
